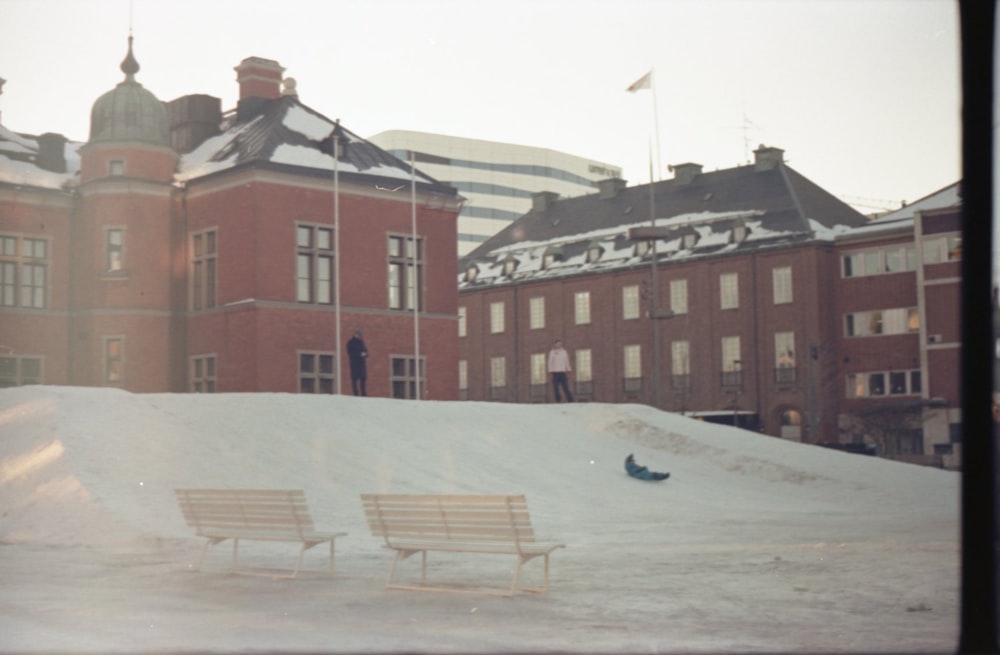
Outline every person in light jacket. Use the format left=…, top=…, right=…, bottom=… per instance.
left=547, top=339, right=574, bottom=403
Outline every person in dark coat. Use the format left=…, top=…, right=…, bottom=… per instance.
left=346, top=330, right=368, bottom=396
left=625, top=453, right=670, bottom=481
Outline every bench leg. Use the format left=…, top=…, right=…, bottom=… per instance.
left=232, top=538, right=240, bottom=570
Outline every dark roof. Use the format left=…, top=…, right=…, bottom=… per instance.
left=464, top=161, right=867, bottom=261
left=178, top=95, right=459, bottom=198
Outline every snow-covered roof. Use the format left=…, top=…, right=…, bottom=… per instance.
left=0, top=125, right=81, bottom=191
left=869, top=181, right=961, bottom=224
left=0, top=96, right=457, bottom=201
left=459, top=160, right=867, bottom=289
left=177, top=96, right=454, bottom=197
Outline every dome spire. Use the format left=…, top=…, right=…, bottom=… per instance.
left=120, top=35, right=139, bottom=81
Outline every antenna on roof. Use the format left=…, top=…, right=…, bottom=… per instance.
left=725, top=102, right=761, bottom=164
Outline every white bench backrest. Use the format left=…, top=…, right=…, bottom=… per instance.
left=361, top=494, right=537, bottom=545
left=175, top=489, right=316, bottom=538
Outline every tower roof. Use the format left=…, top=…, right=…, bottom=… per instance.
left=88, top=37, right=169, bottom=146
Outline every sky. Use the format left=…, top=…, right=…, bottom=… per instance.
left=0, top=0, right=960, bottom=216
left=0, top=385, right=960, bottom=653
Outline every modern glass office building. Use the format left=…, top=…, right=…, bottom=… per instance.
left=368, top=130, right=622, bottom=256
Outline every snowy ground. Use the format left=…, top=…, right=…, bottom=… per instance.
left=0, top=386, right=959, bottom=653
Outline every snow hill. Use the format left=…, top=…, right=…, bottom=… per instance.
left=0, top=386, right=960, bottom=653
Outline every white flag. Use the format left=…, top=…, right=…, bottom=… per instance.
left=626, top=70, right=652, bottom=93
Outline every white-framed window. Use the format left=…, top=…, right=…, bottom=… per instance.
left=529, top=296, right=545, bottom=330
left=842, top=244, right=917, bottom=277
left=530, top=353, right=547, bottom=384
left=106, top=227, right=125, bottom=272
left=458, top=360, right=468, bottom=391
left=103, top=336, right=125, bottom=385
left=299, top=351, right=335, bottom=394
left=720, top=273, right=739, bottom=310
left=624, top=344, right=642, bottom=379
left=775, top=331, right=795, bottom=368
left=0, top=235, right=49, bottom=309
left=191, top=354, right=217, bottom=392
left=191, top=229, right=217, bottom=311
left=387, top=234, right=423, bottom=310
left=671, top=340, right=690, bottom=376
left=108, top=159, right=125, bottom=176
left=296, top=224, right=334, bottom=304
left=457, top=306, right=467, bottom=338
left=575, top=291, right=591, bottom=325
left=576, top=349, right=593, bottom=382
left=669, top=279, right=688, bottom=314
left=772, top=266, right=792, bottom=304
left=0, top=355, right=43, bottom=386
left=391, top=355, right=426, bottom=399
left=845, top=307, right=919, bottom=337
left=774, top=331, right=795, bottom=383
left=721, top=336, right=742, bottom=388
left=490, top=356, right=506, bottom=388
left=622, top=285, right=640, bottom=320
left=490, top=301, right=505, bottom=334
left=922, top=235, right=962, bottom=264
left=846, top=369, right=922, bottom=398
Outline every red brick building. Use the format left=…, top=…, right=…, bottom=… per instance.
left=0, top=41, right=463, bottom=397
left=457, top=149, right=962, bottom=466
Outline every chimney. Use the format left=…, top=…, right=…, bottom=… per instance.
left=668, top=162, right=702, bottom=185
left=167, top=94, right=222, bottom=154
left=597, top=177, right=627, bottom=199
left=234, top=57, right=285, bottom=101
left=753, top=144, right=785, bottom=171
left=36, top=132, right=67, bottom=173
left=532, top=191, right=560, bottom=211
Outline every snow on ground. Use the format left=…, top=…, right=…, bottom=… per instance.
left=0, top=386, right=959, bottom=653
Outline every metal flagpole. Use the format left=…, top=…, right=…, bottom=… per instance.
left=650, top=68, right=662, bottom=181
left=410, top=149, right=421, bottom=400
left=333, top=126, right=342, bottom=395
left=648, top=142, right=662, bottom=409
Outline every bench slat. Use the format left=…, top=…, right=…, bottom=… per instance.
left=361, top=493, right=563, bottom=595
left=174, top=488, right=345, bottom=578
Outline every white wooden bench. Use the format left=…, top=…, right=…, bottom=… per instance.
left=174, top=488, right=346, bottom=578
left=361, top=493, right=565, bottom=595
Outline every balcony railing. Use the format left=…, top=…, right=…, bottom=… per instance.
left=490, top=385, right=506, bottom=401
left=623, top=376, right=643, bottom=393
left=529, top=383, right=548, bottom=402
left=774, top=366, right=797, bottom=385
left=671, top=374, right=691, bottom=390
left=575, top=380, right=593, bottom=397
left=720, top=370, right=743, bottom=388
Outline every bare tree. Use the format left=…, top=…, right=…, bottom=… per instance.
left=842, top=399, right=928, bottom=456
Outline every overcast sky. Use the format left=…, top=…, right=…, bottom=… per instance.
left=1, top=0, right=960, bottom=215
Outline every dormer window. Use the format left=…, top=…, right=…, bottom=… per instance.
left=586, top=242, right=604, bottom=264
left=502, top=255, right=518, bottom=277
left=682, top=231, right=698, bottom=249
left=634, top=240, right=650, bottom=258
left=731, top=219, right=748, bottom=244
left=542, top=246, right=564, bottom=269
left=465, top=263, right=479, bottom=282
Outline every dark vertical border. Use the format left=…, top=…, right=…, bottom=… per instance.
left=959, top=1, right=998, bottom=652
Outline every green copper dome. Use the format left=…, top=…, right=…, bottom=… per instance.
left=89, top=37, right=169, bottom=145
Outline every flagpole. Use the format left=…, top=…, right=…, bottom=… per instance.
left=650, top=67, right=662, bottom=181
left=649, top=141, right=662, bottom=410
left=410, top=149, right=421, bottom=400
left=333, top=126, right=342, bottom=395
